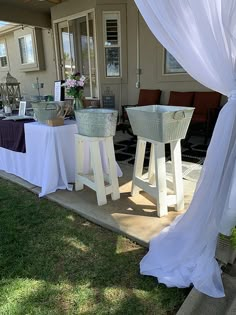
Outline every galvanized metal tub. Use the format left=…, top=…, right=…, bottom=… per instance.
left=126, top=105, right=194, bottom=143
left=32, top=101, right=65, bottom=124
left=75, top=108, right=118, bottom=137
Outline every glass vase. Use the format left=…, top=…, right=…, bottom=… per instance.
left=74, top=98, right=83, bottom=111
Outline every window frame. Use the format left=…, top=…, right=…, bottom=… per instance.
left=0, top=39, right=9, bottom=71
left=14, top=27, right=45, bottom=72
left=103, top=11, right=121, bottom=78
left=18, top=33, right=35, bottom=65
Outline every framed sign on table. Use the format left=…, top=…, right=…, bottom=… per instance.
left=54, top=80, right=65, bottom=101
left=19, top=101, right=26, bottom=116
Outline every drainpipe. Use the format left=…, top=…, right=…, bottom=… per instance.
left=136, top=10, right=141, bottom=89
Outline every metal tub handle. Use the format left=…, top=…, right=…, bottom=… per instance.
left=173, top=111, right=185, bottom=120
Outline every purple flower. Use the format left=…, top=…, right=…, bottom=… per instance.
left=78, top=80, right=84, bottom=87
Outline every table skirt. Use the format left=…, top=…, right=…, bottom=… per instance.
left=0, top=121, right=122, bottom=197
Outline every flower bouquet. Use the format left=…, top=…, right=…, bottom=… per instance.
left=63, top=72, right=86, bottom=110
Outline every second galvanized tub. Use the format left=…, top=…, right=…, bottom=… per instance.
left=75, top=108, right=118, bottom=137
left=126, top=105, right=194, bottom=143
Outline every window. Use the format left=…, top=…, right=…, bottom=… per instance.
left=18, top=34, right=35, bottom=65
left=103, top=12, right=121, bottom=77
left=14, top=27, right=45, bottom=72
left=0, top=40, right=8, bottom=68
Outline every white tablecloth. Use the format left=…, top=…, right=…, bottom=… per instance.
left=0, top=120, right=122, bottom=197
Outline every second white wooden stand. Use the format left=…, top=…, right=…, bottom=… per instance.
left=132, top=136, right=184, bottom=217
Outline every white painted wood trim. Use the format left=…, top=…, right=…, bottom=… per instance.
left=170, top=140, right=184, bottom=211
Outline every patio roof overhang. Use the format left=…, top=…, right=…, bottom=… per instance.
left=0, top=0, right=64, bottom=29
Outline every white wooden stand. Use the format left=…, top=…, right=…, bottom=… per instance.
left=132, top=136, right=184, bottom=217
left=74, top=134, right=120, bottom=206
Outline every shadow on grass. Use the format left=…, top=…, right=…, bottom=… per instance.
left=0, top=179, right=190, bottom=315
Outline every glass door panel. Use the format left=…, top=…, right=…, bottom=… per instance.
left=88, top=12, right=97, bottom=98
left=58, top=21, right=73, bottom=79
left=57, top=11, right=98, bottom=98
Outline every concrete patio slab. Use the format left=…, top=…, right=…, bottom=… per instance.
left=0, top=159, right=197, bottom=247
left=0, top=170, right=37, bottom=190
left=177, top=274, right=236, bottom=315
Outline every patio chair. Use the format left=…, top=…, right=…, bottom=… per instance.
left=121, top=89, right=162, bottom=135
left=168, top=91, right=195, bottom=107
left=188, top=91, right=222, bottom=143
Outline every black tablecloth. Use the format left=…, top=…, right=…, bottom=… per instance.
left=0, top=119, right=35, bottom=153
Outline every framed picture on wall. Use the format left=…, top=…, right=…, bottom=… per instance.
left=164, top=49, right=186, bottom=74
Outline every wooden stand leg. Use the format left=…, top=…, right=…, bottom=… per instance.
left=131, top=137, right=146, bottom=196
left=105, top=137, right=120, bottom=200
left=154, top=142, right=168, bottom=217
left=90, top=141, right=107, bottom=206
left=170, top=140, right=184, bottom=211
left=75, top=136, right=84, bottom=191
left=148, top=144, right=155, bottom=185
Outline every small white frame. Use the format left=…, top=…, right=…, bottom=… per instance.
left=19, top=101, right=26, bottom=116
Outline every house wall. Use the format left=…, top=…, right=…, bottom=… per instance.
left=126, top=1, right=227, bottom=105
left=51, top=0, right=97, bottom=21
left=0, top=3, right=51, bottom=28
left=52, top=0, right=227, bottom=107
left=51, top=0, right=128, bottom=112
left=0, top=27, right=57, bottom=100
left=0, top=1, right=227, bottom=108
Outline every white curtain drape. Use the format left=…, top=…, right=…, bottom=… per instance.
left=134, top=0, right=236, bottom=297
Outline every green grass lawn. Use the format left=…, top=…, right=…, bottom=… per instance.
left=0, top=178, right=190, bottom=315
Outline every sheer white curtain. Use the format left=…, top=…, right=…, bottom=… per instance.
left=135, top=0, right=236, bottom=297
